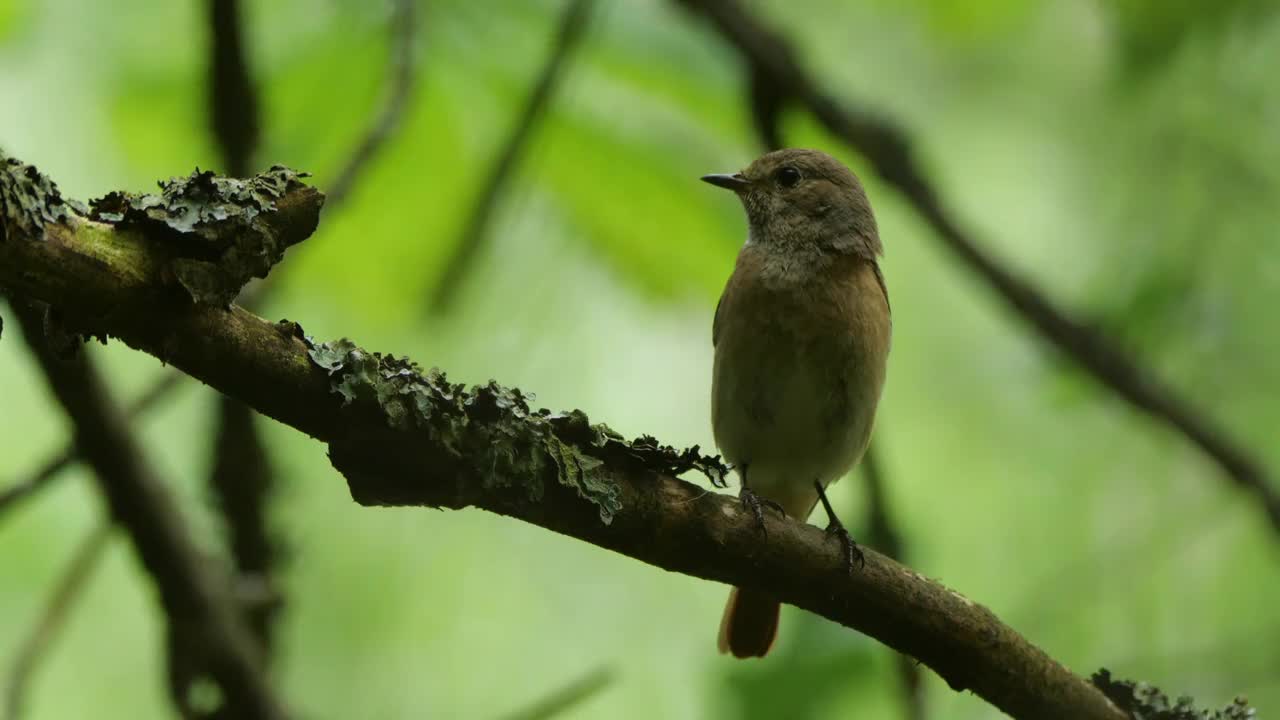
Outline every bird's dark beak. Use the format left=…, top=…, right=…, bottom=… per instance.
left=700, top=172, right=750, bottom=192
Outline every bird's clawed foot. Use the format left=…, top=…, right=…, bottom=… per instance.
left=739, top=486, right=785, bottom=536
left=825, top=518, right=865, bottom=574
left=814, top=480, right=865, bottom=573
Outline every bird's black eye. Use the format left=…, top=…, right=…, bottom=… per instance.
left=775, top=166, right=802, bottom=188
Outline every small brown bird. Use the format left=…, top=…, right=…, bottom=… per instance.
left=703, top=148, right=891, bottom=659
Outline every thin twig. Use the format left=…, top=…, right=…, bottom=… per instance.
left=496, top=666, right=614, bottom=720
left=0, top=454, right=73, bottom=521
left=3, top=523, right=113, bottom=720
left=427, top=0, right=596, bottom=314
left=325, top=0, right=420, bottom=209
left=0, top=372, right=184, bottom=520
left=674, top=0, right=1280, bottom=535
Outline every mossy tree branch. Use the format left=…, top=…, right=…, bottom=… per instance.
left=0, top=155, right=1127, bottom=720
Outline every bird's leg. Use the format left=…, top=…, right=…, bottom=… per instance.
left=738, top=464, right=784, bottom=536
left=814, top=480, right=864, bottom=573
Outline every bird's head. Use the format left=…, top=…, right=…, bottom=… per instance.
left=702, top=148, right=880, bottom=258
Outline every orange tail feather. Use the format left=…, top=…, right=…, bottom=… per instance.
left=717, top=587, right=780, bottom=658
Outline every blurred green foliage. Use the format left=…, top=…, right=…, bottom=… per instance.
left=1, top=0, right=1278, bottom=719
left=0, top=0, right=23, bottom=43
left=1107, top=0, right=1275, bottom=71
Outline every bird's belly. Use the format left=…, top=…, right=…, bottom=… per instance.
left=712, top=329, right=876, bottom=515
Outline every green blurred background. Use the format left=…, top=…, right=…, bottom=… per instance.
left=2, top=0, right=1278, bottom=718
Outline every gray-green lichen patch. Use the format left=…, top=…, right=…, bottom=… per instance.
left=87, top=166, right=313, bottom=306
left=1092, top=669, right=1255, bottom=719
left=0, top=152, right=84, bottom=239
left=306, top=338, right=729, bottom=524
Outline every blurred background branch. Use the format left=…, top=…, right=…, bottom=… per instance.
left=3, top=523, right=112, bottom=720
left=427, top=0, right=596, bottom=313
left=324, top=0, right=420, bottom=209
left=199, top=0, right=420, bottom=657
left=0, top=372, right=184, bottom=520
left=861, top=445, right=926, bottom=720
left=8, top=302, right=286, bottom=720
left=204, top=0, right=283, bottom=666
left=208, top=0, right=260, bottom=180
left=496, top=666, right=614, bottom=720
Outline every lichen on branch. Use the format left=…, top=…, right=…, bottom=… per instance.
left=0, top=155, right=83, bottom=238
left=306, top=338, right=728, bottom=524
left=88, top=166, right=317, bottom=306
left=1091, top=670, right=1256, bottom=720
left=0, top=151, right=322, bottom=316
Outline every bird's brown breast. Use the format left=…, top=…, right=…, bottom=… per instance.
left=714, top=244, right=890, bottom=362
